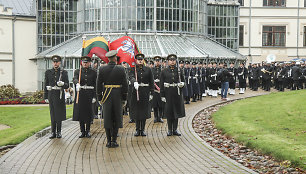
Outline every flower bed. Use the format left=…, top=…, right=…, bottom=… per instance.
left=0, top=97, right=46, bottom=105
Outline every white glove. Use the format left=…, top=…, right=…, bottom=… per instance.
left=195, top=74, right=198, bottom=77
left=76, top=83, right=81, bottom=92
left=46, top=86, right=51, bottom=91
left=92, top=98, right=96, bottom=103
left=134, top=82, right=139, bottom=90
left=161, top=97, right=166, bottom=102
left=45, top=99, right=49, bottom=103
left=164, top=83, right=170, bottom=88
left=57, top=81, right=64, bottom=87
left=149, top=95, right=153, bottom=101
left=122, top=100, right=127, bottom=107
left=178, top=82, right=185, bottom=88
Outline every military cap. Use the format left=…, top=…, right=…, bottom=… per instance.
left=153, top=56, right=162, bottom=61
left=198, top=62, right=203, bottom=65
left=167, top=54, right=177, bottom=60
left=185, top=61, right=190, bottom=64
left=149, top=61, right=154, bottom=65
left=105, top=50, right=118, bottom=58
left=81, top=56, right=92, bottom=63
left=179, top=60, right=184, bottom=64
left=52, top=55, right=61, bottom=62
left=135, top=53, right=145, bottom=60
left=192, top=62, right=197, bottom=65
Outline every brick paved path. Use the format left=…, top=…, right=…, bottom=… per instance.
left=0, top=90, right=270, bottom=174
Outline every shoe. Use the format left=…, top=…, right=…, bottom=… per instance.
left=106, top=142, right=112, bottom=148
left=129, top=119, right=135, bottom=123
left=49, top=132, right=56, bottom=139
left=167, top=131, right=173, bottom=136
left=79, top=132, right=85, bottom=138
left=154, top=118, right=158, bottom=123
left=134, top=130, right=140, bottom=136
left=56, top=132, right=62, bottom=138
left=111, top=142, right=119, bottom=148
left=158, top=118, right=164, bottom=123
left=86, top=132, right=91, bottom=138
left=141, top=131, right=146, bottom=136
left=185, top=101, right=190, bottom=104
left=173, top=130, right=181, bottom=136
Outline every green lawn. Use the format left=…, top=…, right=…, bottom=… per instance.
left=212, top=90, right=306, bottom=169
left=0, top=105, right=73, bottom=147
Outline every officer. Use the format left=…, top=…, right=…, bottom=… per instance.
left=237, top=62, right=248, bottom=94
left=160, top=54, right=185, bottom=136
left=96, top=50, right=128, bottom=148
left=44, top=55, right=69, bottom=139
left=129, top=53, right=154, bottom=137
left=73, top=56, right=97, bottom=138
left=151, top=56, right=164, bottom=123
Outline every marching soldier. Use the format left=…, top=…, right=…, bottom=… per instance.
left=160, top=54, right=185, bottom=136
left=44, top=55, right=69, bottom=139
left=73, top=56, right=97, bottom=138
left=151, top=56, right=164, bottom=123
left=129, top=54, right=154, bottom=137
left=237, top=63, right=248, bottom=94
left=96, top=50, right=128, bottom=148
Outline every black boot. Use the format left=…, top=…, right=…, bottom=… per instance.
left=105, top=128, right=112, bottom=148
left=129, top=119, right=135, bottom=123
left=140, top=120, right=146, bottom=136
left=111, top=128, right=119, bottom=147
left=56, top=122, right=62, bottom=138
left=49, top=132, right=56, bottom=139
left=56, top=132, right=62, bottom=138
left=134, top=130, right=140, bottom=136
left=167, top=130, right=173, bottom=136
left=79, top=132, right=85, bottom=138
left=172, top=130, right=181, bottom=136
left=85, top=122, right=91, bottom=138
left=141, top=131, right=146, bottom=136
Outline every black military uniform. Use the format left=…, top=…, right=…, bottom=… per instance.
left=151, top=56, right=164, bottom=123
left=191, top=62, right=200, bottom=102
left=184, top=61, right=193, bottom=104
left=277, top=63, right=287, bottom=92
left=291, top=63, right=302, bottom=90
left=228, top=63, right=236, bottom=95
left=97, top=50, right=128, bottom=148
left=208, top=63, right=218, bottom=97
left=128, top=54, right=154, bottom=137
left=237, top=63, right=248, bottom=94
left=249, top=63, right=260, bottom=91
left=73, top=56, right=97, bottom=138
left=262, top=63, right=273, bottom=91
left=44, top=55, right=69, bottom=139
left=160, top=54, right=185, bottom=136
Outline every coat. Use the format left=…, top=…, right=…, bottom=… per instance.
left=72, top=67, right=97, bottom=123
left=128, top=65, right=154, bottom=120
left=160, top=66, right=186, bottom=119
left=184, top=68, right=193, bottom=97
left=151, top=66, right=163, bottom=108
left=44, top=68, right=69, bottom=122
left=96, top=62, right=128, bottom=129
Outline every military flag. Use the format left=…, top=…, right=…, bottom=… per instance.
left=82, top=37, right=109, bottom=63
left=109, top=36, right=141, bottom=67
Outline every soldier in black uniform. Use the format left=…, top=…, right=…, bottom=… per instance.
left=208, top=62, right=218, bottom=97
left=73, top=56, right=97, bottom=138
left=191, top=62, right=200, bottom=102
left=277, top=63, right=287, bottom=92
left=151, top=56, right=164, bottom=123
left=129, top=54, right=154, bottom=137
left=160, top=54, right=185, bottom=136
left=262, top=62, right=273, bottom=91
left=184, top=61, right=193, bottom=104
left=237, top=63, right=248, bottom=94
left=96, top=50, right=128, bottom=148
left=291, top=62, right=303, bottom=90
left=228, top=62, right=236, bottom=95
left=44, top=55, right=69, bottom=139
left=249, top=63, right=260, bottom=91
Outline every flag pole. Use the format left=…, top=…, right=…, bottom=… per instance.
left=76, top=35, right=86, bottom=104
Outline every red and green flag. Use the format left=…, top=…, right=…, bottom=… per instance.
left=82, top=37, right=109, bottom=63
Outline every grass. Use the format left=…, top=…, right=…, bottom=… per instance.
left=212, top=90, right=306, bottom=169
left=0, top=105, right=73, bottom=147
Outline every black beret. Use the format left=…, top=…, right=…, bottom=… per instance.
left=52, top=55, right=61, bottom=62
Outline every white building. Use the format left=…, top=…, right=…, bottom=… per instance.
left=239, top=0, right=306, bottom=63
left=0, top=0, right=37, bottom=93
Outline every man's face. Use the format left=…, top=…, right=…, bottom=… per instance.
left=168, top=59, right=176, bottom=66
left=53, top=61, right=61, bottom=69
left=82, top=61, right=90, bottom=68
left=213, top=63, right=217, bottom=68
left=230, top=64, right=234, bottom=68
left=155, top=60, right=161, bottom=66
left=219, top=64, right=224, bottom=68
left=136, top=58, right=144, bottom=65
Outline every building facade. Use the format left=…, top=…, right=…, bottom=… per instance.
left=239, top=0, right=306, bottom=63
left=0, top=1, right=37, bottom=93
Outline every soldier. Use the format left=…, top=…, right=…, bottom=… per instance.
left=191, top=61, right=200, bottom=102
left=228, top=62, right=236, bottom=95
left=262, top=62, right=273, bottom=91
left=44, top=55, right=69, bottom=139
left=184, top=61, right=193, bottom=104
left=250, top=63, right=260, bottom=91
left=121, top=61, right=129, bottom=116
left=202, top=63, right=208, bottom=97
left=73, top=56, right=97, bottom=138
left=92, top=58, right=100, bottom=119
left=160, top=54, right=185, bottom=136
left=291, top=61, right=303, bottom=90
left=208, top=62, right=218, bottom=97
left=96, top=50, right=128, bottom=148
left=129, top=54, right=154, bottom=137
left=151, top=56, right=164, bottom=123
left=237, top=62, right=248, bottom=94
left=277, top=63, right=287, bottom=92
left=149, top=60, right=154, bottom=68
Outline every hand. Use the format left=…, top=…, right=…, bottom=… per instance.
left=149, top=95, right=153, bottom=101
left=134, top=82, right=139, bottom=90
left=46, top=86, right=51, bottom=90
left=122, top=100, right=127, bottom=107
left=161, top=97, right=166, bottom=102
left=92, top=98, right=96, bottom=103
left=164, top=83, right=170, bottom=88
left=45, top=99, right=49, bottom=103
left=57, top=81, right=64, bottom=87
left=178, top=82, right=185, bottom=88
left=76, top=83, right=80, bottom=92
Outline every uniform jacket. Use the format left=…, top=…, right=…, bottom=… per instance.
left=151, top=66, right=163, bottom=108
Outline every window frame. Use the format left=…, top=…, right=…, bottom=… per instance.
left=262, top=26, right=286, bottom=47
left=263, top=0, right=286, bottom=7
left=239, top=25, right=244, bottom=46
left=238, top=0, right=244, bottom=6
